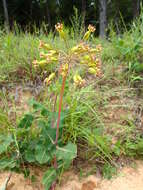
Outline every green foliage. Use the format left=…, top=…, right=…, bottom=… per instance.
left=102, top=163, right=117, bottom=179
left=70, top=7, right=85, bottom=40
left=108, top=8, right=143, bottom=83
left=42, top=168, right=57, bottom=190
left=0, top=134, right=13, bottom=154
left=125, top=138, right=143, bottom=157
left=0, top=100, right=77, bottom=190
left=18, top=114, right=34, bottom=129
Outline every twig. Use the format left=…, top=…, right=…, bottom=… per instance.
left=0, top=173, right=12, bottom=190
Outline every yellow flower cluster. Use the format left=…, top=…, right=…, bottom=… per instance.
left=44, top=73, right=55, bottom=86
left=32, top=41, right=59, bottom=68
left=55, top=23, right=66, bottom=40
left=59, top=63, right=69, bottom=77
left=71, top=43, right=90, bottom=54
left=71, top=41, right=102, bottom=77
left=55, top=23, right=63, bottom=32
left=88, top=24, right=96, bottom=32
left=83, top=24, right=96, bottom=41
left=33, top=23, right=102, bottom=88
left=39, top=40, right=52, bottom=50
left=79, top=46, right=102, bottom=76
left=73, top=74, right=85, bottom=87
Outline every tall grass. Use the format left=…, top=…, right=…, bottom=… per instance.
left=0, top=26, right=77, bottom=83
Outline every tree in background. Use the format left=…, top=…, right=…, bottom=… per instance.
left=2, top=0, right=9, bottom=31
left=45, top=0, right=51, bottom=28
left=82, top=0, right=86, bottom=29
left=0, top=0, right=143, bottom=35
left=133, top=0, right=140, bottom=18
left=99, top=0, right=107, bottom=38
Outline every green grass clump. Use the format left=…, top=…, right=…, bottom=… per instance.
left=107, top=10, right=143, bottom=83
left=0, top=28, right=76, bottom=83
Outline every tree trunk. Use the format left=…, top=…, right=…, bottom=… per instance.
left=2, top=0, right=9, bottom=31
left=82, top=0, right=86, bottom=28
left=133, top=0, right=140, bottom=18
left=115, top=0, right=120, bottom=35
left=46, top=0, right=51, bottom=28
left=99, top=0, right=107, bottom=38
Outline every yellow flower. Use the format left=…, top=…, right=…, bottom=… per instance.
left=80, top=55, right=91, bottom=65
left=83, top=25, right=95, bottom=41
left=38, top=60, right=48, bottom=66
left=40, top=52, right=46, bottom=58
left=83, top=55, right=90, bottom=61
left=44, top=73, right=55, bottom=86
left=90, top=48, right=97, bottom=53
left=88, top=67, right=97, bottom=74
left=39, top=40, right=52, bottom=50
left=88, top=24, right=96, bottom=32
left=60, top=63, right=69, bottom=77
left=49, top=50, right=58, bottom=55
left=95, top=58, right=101, bottom=66
left=55, top=23, right=63, bottom=32
left=55, top=23, right=66, bottom=40
left=88, top=62, right=96, bottom=67
left=71, top=43, right=89, bottom=54
left=32, top=60, right=38, bottom=68
left=50, top=57, right=58, bottom=62
left=73, top=74, right=85, bottom=87
left=96, top=68, right=102, bottom=77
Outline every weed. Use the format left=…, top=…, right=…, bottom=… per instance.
left=0, top=22, right=102, bottom=190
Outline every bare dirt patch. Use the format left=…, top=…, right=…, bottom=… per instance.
left=1, top=160, right=143, bottom=190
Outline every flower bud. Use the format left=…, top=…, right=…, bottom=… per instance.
left=73, top=74, right=85, bottom=87
left=60, top=63, right=69, bottom=77
left=39, top=41, right=52, bottom=50
left=83, top=31, right=91, bottom=41
left=55, top=23, right=63, bottom=32
left=38, top=60, right=48, bottom=66
left=88, top=24, right=96, bottom=32
left=88, top=67, right=97, bottom=74
left=44, top=73, right=55, bottom=86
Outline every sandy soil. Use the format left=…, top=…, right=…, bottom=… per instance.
left=1, top=160, right=143, bottom=190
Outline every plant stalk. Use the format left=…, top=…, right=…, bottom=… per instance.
left=55, top=75, right=67, bottom=145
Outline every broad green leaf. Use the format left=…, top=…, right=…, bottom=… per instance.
left=18, top=114, right=34, bottom=128
left=42, top=168, right=57, bottom=190
left=0, top=135, right=13, bottom=154
left=24, top=150, right=35, bottom=163
left=56, top=142, right=77, bottom=161
left=35, top=145, right=51, bottom=164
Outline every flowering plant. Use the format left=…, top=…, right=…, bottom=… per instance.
left=33, top=23, right=101, bottom=190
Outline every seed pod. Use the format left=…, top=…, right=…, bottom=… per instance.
left=88, top=67, right=97, bottom=74
left=83, top=31, right=91, bottom=41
